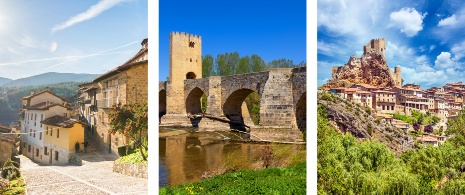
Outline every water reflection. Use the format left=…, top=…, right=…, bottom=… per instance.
left=159, top=128, right=265, bottom=187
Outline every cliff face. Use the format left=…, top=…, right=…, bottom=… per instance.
left=318, top=92, right=414, bottom=155
left=332, top=51, right=396, bottom=88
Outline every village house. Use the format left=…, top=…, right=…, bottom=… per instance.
left=41, top=115, right=87, bottom=165
left=19, top=88, right=73, bottom=164
left=85, top=38, right=148, bottom=154
left=77, top=82, right=98, bottom=139
left=372, top=90, right=396, bottom=113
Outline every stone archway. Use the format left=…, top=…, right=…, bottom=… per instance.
left=222, top=88, right=258, bottom=130
left=186, top=72, right=196, bottom=79
left=295, top=91, right=306, bottom=131
left=159, top=89, right=167, bottom=120
left=186, top=87, right=205, bottom=115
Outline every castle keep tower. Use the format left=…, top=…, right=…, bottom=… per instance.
left=363, top=38, right=386, bottom=58
left=394, top=66, right=402, bottom=87
left=165, top=32, right=202, bottom=115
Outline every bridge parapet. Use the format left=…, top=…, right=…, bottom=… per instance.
left=159, top=81, right=167, bottom=92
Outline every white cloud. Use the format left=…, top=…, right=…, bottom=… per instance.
left=317, top=0, right=388, bottom=38
left=438, top=14, right=458, bottom=27
left=451, top=41, right=465, bottom=60
left=389, top=7, right=427, bottom=37
left=52, top=0, right=128, bottom=33
left=434, top=52, right=458, bottom=69
left=317, top=41, right=341, bottom=57
left=429, top=45, right=436, bottom=51
left=401, top=66, right=448, bottom=87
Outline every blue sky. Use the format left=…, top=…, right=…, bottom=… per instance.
left=159, top=0, right=306, bottom=81
left=0, top=0, right=147, bottom=80
left=318, top=0, right=465, bottom=89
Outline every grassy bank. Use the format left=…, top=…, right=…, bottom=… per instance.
left=160, top=162, right=306, bottom=194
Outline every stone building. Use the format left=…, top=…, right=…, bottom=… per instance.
left=90, top=38, right=148, bottom=154
left=41, top=115, right=86, bottom=165
left=0, top=126, right=17, bottom=166
left=77, top=82, right=98, bottom=139
left=19, top=88, right=72, bottom=164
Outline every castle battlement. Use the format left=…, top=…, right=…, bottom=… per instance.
left=170, top=32, right=202, bottom=40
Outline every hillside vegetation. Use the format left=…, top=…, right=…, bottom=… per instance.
left=0, top=82, right=82, bottom=125
left=318, top=93, right=465, bottom=194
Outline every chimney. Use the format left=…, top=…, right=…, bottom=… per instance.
left=46, top=87, right=49, bottom=91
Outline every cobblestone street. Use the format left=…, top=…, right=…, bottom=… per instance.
left=19, top=147, right=148, bottom=195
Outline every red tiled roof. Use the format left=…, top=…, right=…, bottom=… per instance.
left=41, top=115, right=87, bottom=128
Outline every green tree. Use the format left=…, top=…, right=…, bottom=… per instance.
left=215, top=52, right=240, bottom=76
left=202, top=54, right=215, bottom=77
left=268, top=58, right=294, bottom=68
left=236, top=56, right=251, bottom=74
left=251, top=54, right=266, bottom=72
left=446, top=109, right=465, bottom=147
left=109, top=102, right=148, bottom=161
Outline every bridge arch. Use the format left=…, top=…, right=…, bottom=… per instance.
left=222, top=88, right=259, bottom=130
left=295, top=91, right=306, bottom=131
left=159, top=89, right=167, bottom=120
left=185, top=87, right=206, bottom=115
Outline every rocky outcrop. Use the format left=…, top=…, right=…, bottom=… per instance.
left=331, top=51, right=396, bottom=88
left=327, top=38, right=402, bottom=88
left=318, top=92, right=414, bottom=155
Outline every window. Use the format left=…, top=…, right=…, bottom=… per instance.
left=29, top=129, right=32, bottom=136
left=33, top=130, right=36, bottom=137
left=46, top=127, right=48, bottom=135
left=55, top=151, right=59, bottom=161
left=39, top=132, right=42, bottom=140
left=50, top=129, right=53, bottom=136
left=40, top=114, right=43, bottom=127
left=64, top=113, right=67, bottom=117
left=36, top=148, right=39, bottom=157
left=34, top=122, right=36, bottom=126
left=28, top=145, right=31, bottom=153
left=57, top=129, right=59, bottom=138
left=35, top=114, right=37, bottom=121
left=44, top=147, right=47, bottom=155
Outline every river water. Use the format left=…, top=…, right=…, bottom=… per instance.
left=159, top=127, right=305, bottom=187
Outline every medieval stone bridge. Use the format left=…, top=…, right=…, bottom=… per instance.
left=159, top=67, right=306, bottom=141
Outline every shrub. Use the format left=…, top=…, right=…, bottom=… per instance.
left=367, top=123, right=373, bottom=136
left=0, top=178, right=9, bottom=194
left=375, top=118, right=381, bottom=125
left=1, top=166, right=20, bottom=181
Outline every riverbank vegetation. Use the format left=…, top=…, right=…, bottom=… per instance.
left=160, top=161, right=306, bottom=195
left=161, top=140, right=306, bottom=194
left=318, top=103, right=465, bottom=194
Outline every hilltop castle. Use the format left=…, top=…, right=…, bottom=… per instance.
left=330, top=38, right=402, bottom=88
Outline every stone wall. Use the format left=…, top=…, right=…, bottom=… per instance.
left=126, top=62, right=148, bottom=104
left=113, top=161, right=148, bottom=179
left=0, top=134, right=16, bottom=166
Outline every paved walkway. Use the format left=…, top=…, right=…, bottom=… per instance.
left=19, top=146, right=148, bottom=195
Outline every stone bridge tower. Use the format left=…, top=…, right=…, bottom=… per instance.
left=164, top=32, right=202, bottom=121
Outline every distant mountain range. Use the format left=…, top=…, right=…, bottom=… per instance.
left=0, top=77, right=13, bottom=86
left=1, top=72, right=100, bottom=87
